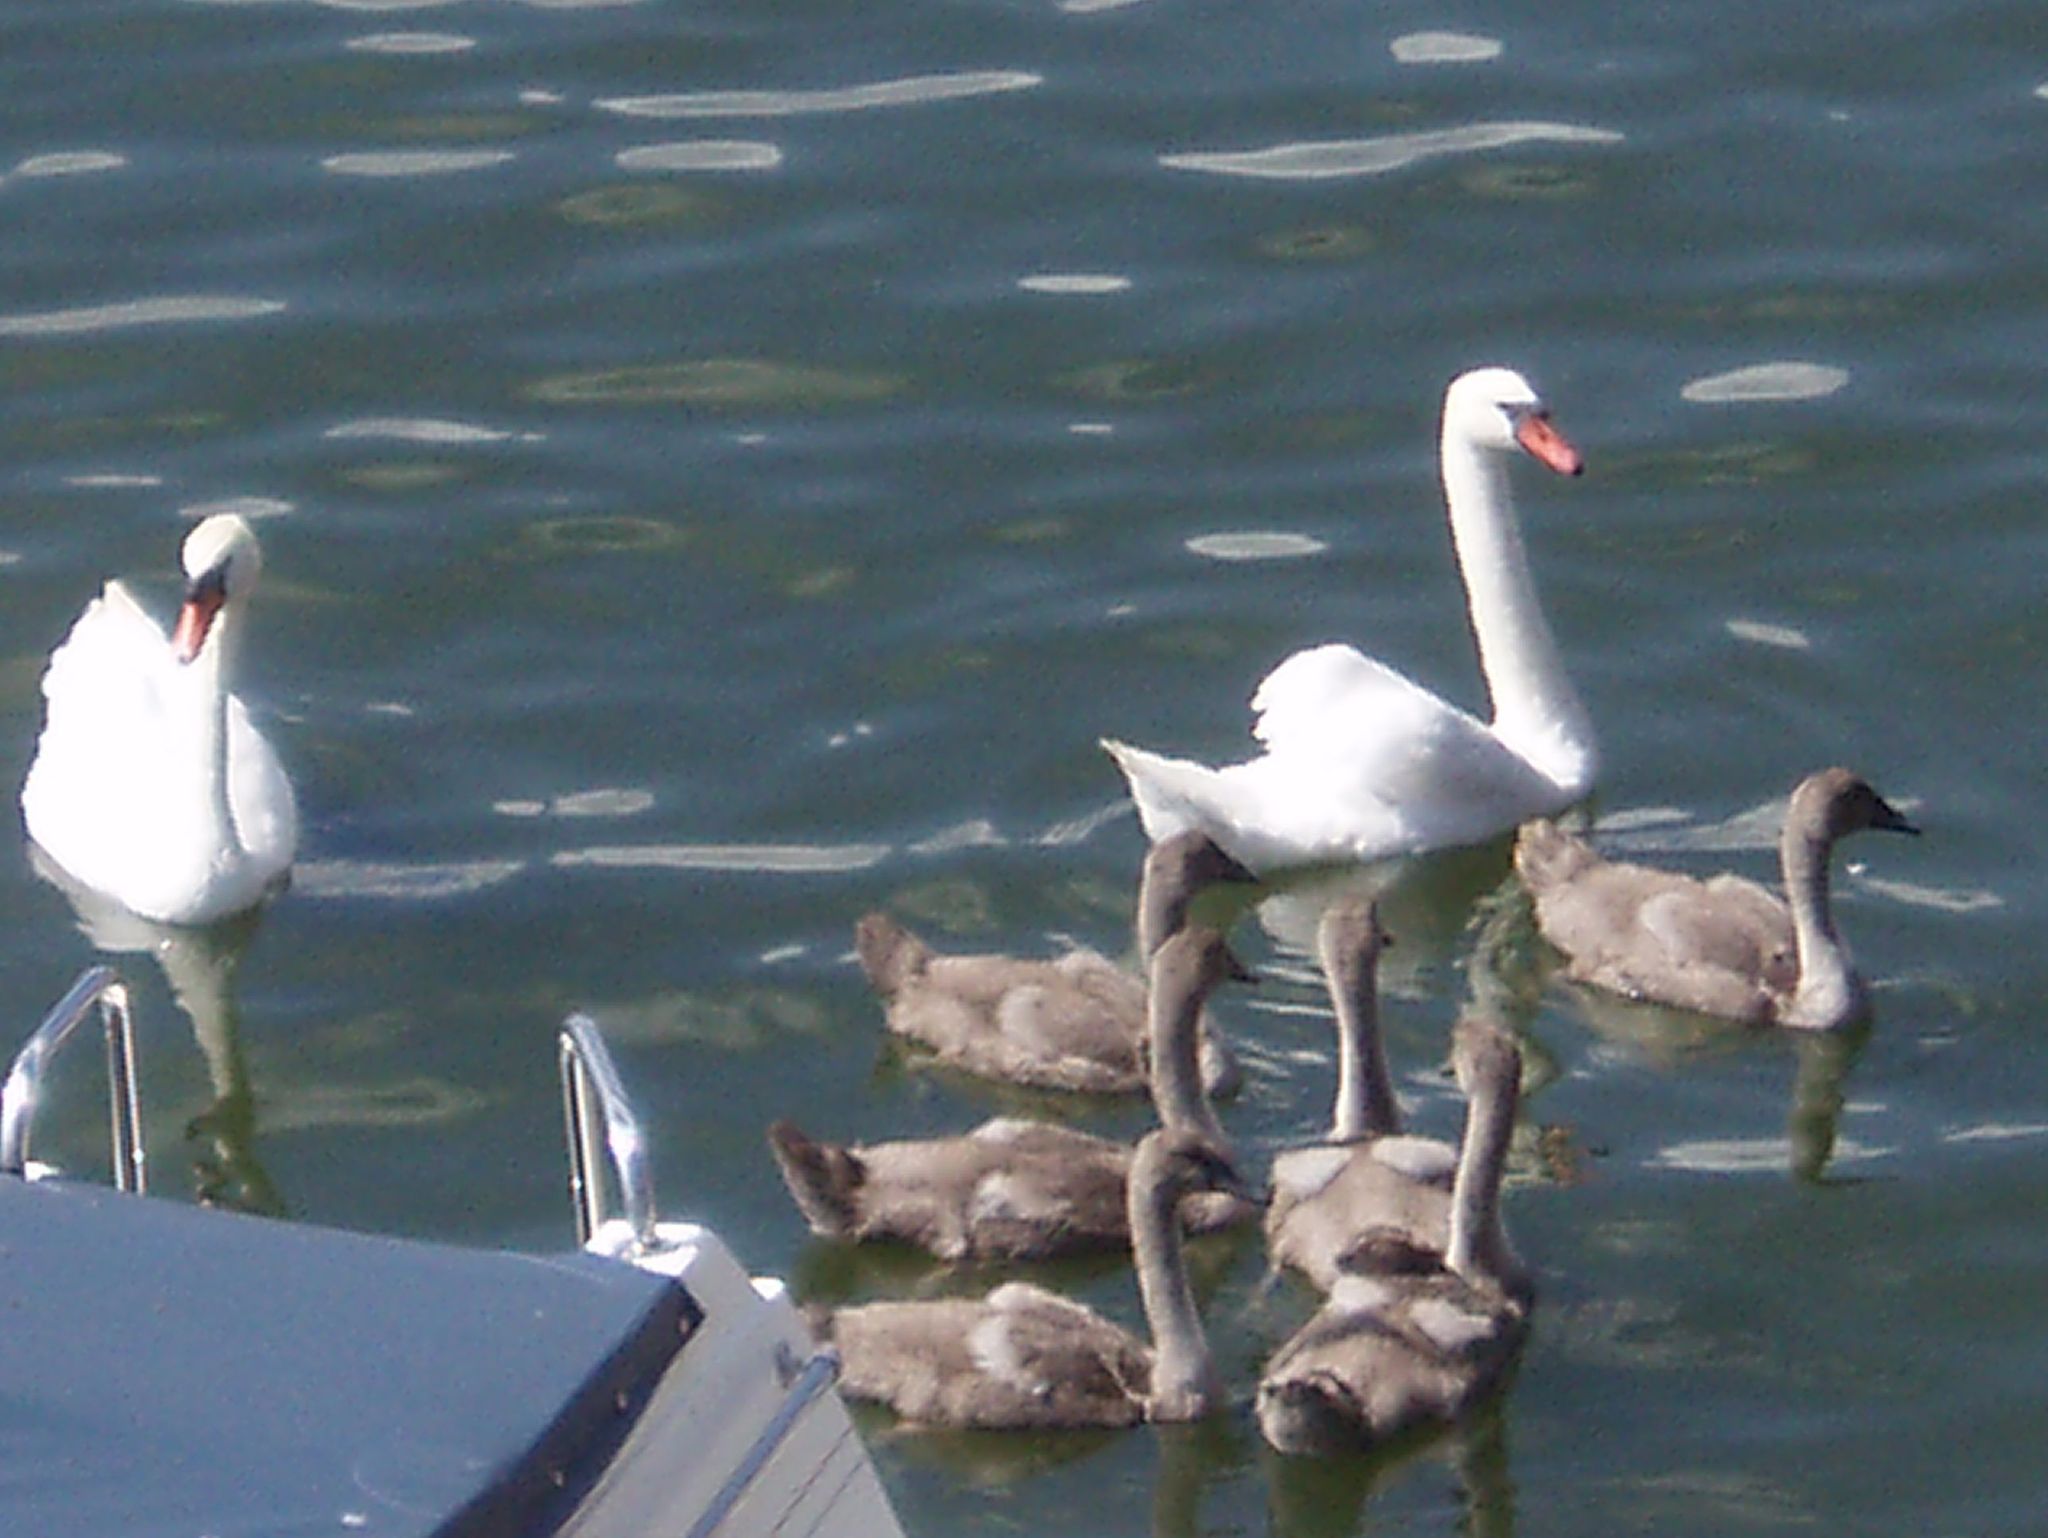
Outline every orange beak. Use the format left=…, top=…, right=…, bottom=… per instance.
left=171, top=570, right=228, bottom=664
left=1515, top=411, right=1584, bottom=477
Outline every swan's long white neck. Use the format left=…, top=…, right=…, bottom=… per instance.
left=189, top=608, right=244, bottom=864
left=1325, top=946, right=1399, bottom=1142
left=1440, top=428, right=1593, bottom=795
left=1130, top=1162, right=1217, bottom=1421
left=1781, top=821, right=1861, bottom=1029
left=1444, top=1045, right=1520, bottom=1287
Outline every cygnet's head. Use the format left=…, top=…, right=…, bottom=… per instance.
left=1130, top=1126, right=1251, bottom=1205
left=172, top=514, right=266, bottom=664
left=1443, top=366, right=1583, bottom=476
left=1791, top=767, right=1920, bottom=844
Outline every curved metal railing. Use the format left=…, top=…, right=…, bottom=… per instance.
left=558, top=1011, right=658, bottom=1253
left=1, top=966, right=145, bottom=1192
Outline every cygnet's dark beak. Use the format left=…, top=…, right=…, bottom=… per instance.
left=1873, top=795, right=1920, bottom=837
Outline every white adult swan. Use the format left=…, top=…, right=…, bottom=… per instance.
left=1102, top=367, right=1592, bottom=873
left=21, top=514, right=298, bottom=926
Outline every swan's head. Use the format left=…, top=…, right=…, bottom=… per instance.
left=172, top=515, right=265, bottom=664
left=1131, top=1126, right=1255, bottom=1205
left=1791, top=767, right=1921, bottom=845
left=1444, top=366, right=1583, bottom=476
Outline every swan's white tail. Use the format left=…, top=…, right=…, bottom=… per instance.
left=1099, top=739, right=1221, bottom=847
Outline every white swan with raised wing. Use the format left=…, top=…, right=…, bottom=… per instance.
left=1103, top=367, right=1592, bottom=872
left=21, top=514, right=297, bottom=926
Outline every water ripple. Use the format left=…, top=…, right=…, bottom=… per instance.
left=1724, top=617, right=1812, bottom=650
left=616, top=141, right=783, bottom=173
left=295, top=858, right=526, bottom=901
left=1390, top=31, right=1503, bottom=64
left=1650, top=1136, right=1892, bottom=1174
left=327, top=416, right=520, bottom=443
left=598, top=70, right=1041, bottom=119
left=1854, top=874, right=2003, bottom=914
left=0, top=294, right=285, bottom=337
left=495, top=787, right=655, bottom=819
left=66, top=473, right=163, bottom=489
left=1019, top=273, right=1131, bottom=295
left=1186, top=530, right=1327, bottom=561
left=1161, top=120, right=1623, bottom=181
left=322, top=149, right=517, bottom=178
left=345, top=32, right=477, bottom=54
left=1681, top=361, right=1851, bottom=404
left=552, top=842, right=889, bottom=873
left=315, top=0, right=463, bottom=11
left=4, top=150, right=126, bottom=182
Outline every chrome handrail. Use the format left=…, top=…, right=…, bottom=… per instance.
left=1, top=966, right=145, bottom=1192
left=558, top=1012, right=657, bottom=1253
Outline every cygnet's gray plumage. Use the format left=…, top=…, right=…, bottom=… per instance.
left=1257, top=1015, right=1531, bottom=1455
left=1264, top=898, right=1467, bottom=1294
left=767, top=927, right=1256, bottom=1260
left=856, top=832, right=1255, bottom=1093
left=819, top=1128, right=1246, bottom=1428
left=1515, top=767, right=1918, bottom=1031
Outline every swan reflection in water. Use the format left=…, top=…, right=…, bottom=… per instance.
left=28, top=844, right=284, bottom=1215
left=1492, top=859, right=1871, bottom=1184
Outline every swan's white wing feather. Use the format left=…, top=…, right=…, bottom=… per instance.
left=23, top=575, right=296, bottom=925
left=24, top=584, right=195, bottom=842
left=225, top=693, right=298, bottom=868
left=1110, top=642, right=1557, bottom=867
left=1251, top=642, right=1527, bottom=810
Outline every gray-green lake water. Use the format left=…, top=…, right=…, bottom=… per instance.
left=1, top=2, right=2043, bottom=1534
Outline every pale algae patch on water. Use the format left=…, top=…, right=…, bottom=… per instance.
left=886, top=877, right=1000, bottom=934
left=526, top=357, right=907, bottom=409
left=260, top=1074, right=494, bottom=1133
left=1459, top=161, right=1605, bottom=201
left=557, top=182, right=728, bottom=229
left=494, top=514, right=692, bottom=560
left=1253, top=224, right=1381, bottom=262
left=1057, top=357, right=1224, bottom=403
left=574, top=987, right=838, bottom=1050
